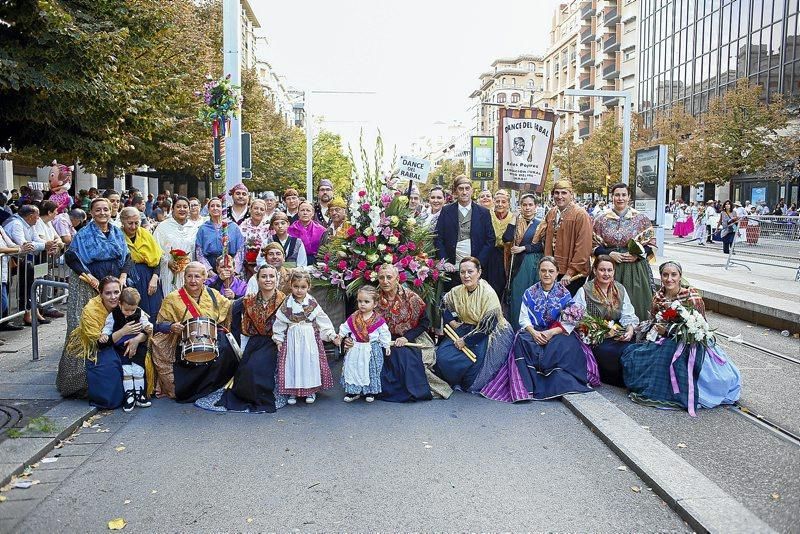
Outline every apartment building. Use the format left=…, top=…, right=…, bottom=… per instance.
left=469, top=55, right=545, bottom=137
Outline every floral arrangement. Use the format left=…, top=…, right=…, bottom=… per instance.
left=647, top=301, right=715, bottom=346
left=560, top=303, right=585, bottom=326
left=169, top=248, right=190, bottom=285
left=577, top=314, right=622, bottom=346
left=196, top=74, right=242, bottom=138
left=245, top=237, right=262, bottom=264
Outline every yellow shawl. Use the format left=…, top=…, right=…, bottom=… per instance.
left=125, top=227, right=163, bottom=268
left=445, top=279, right=505, bottom=326
left=491, top=211, right=514, bottom=248
left=65, top=295, right=109, bottom=362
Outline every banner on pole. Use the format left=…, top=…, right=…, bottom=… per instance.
left=397, top=155, right=431, bottom=183
left=497, top=108, right=557, bottom=191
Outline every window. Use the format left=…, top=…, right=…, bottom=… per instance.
left=528, top=62, right=536, bottom=71
left=497, top=93, right=507, bottom=103
left=511, top=78, right=516, bottom=86
left=511, top=93, right=521, bottom=103
left=527, top=80, right=534, bottom=88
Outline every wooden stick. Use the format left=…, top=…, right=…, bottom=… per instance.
left=443, top=324, right=477, bottom=363
left=390, top=341, right=426, bottom=348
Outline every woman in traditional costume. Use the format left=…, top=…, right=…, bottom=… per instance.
left=120, top=207, right=163, bottom=318
left=217, top=264, right=287, bottom=413
left=592, top=183, right=655, bottom=321
left=572, top=256, right=638, bottom=387
left=153, top=196, right=198, bottom=296
left=434, top=257, right=514, bottom=393
left=58, top=198, right=132, bottom=398
left=484, top=189, right=514, bottom=300
left=62, top=277, right=150, bottom=409
left=195, top=197, right=245, bottom=274
left=503, top=193, right=544, bottom=329
left=287, top=201, right=326, bottom=265
left=482, top=256, right=597, bottom=402
left=621, top=261, right=742, bottom=415
left=265, top=212, right=307, bottom=268
left=150, top=261, right=237, bottom=402
left=672, top=202, right=690, bottom=237
left=367, top=264, right=452, bottom=402
left=239, top=198, right=272, bottom=280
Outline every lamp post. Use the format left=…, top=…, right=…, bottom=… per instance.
left=222, top=0, right=242, bottom=196
left=304, top=90, right=376, bottom=199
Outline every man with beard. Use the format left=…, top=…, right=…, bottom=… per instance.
left=541, top=180, right=592, bottom=296
left=225, top=183, right=250, bottom=225
left=314, top=179, right=334, bottom=226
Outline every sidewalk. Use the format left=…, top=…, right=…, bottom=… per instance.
left=655, top=238, right=800, bottom=333
left=0, top=313, right=96, bottom=487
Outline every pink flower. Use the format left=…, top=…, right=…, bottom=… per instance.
left=398, top=272, right=408, bottom=283
left=382, top=227, right=394, bottom=238
left=361, top=203, right=371, bottom=212
left=363, top=270, right=372, bottom=280
left=357, top=260, right=367, bottom=270
left=408, top=259, right=420, bottom=271
left=352, top=269, right=362, bottom=279
left=323, top=253, right=331, bottom=262
left=358, top=190, right=367, bottom=197
left=413, top=277, right=423, bottom=287
left=337, top=260, right=347, bottom=270
left=355, top=236, right=366, bottom=245
left=400, top=256, right=412, bottom=268
left=322, top=264, right=330, bottom=273
left=398, top=245, right=408, bottom=254
left=431, top=270, right=440, bottom=281
left=347, top=226, right=357, bottom=237
left=427, top=259, right=435, bottom=268
left=367, top=235, right=377, bottom=244
left=407, top=242, right=417, bottom=251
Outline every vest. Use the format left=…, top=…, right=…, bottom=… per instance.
left=458, top=207, right=472, bottom=242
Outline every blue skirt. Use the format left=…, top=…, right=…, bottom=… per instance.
left=697, top=343, right=741, bottom=408
left=86, top=347, right=124, bottom=409
left=512, top=331, right=592, bottom=400
left=341, top=341, right=383, bottom=395
left=592, top=338, right=632, bottom=387
left=221, top=335, right=279, bottom=413
left=621, top=338, right=703, bottom=410
left=434, top=323, right=488, bottom=391
left=127, top=262, right=163, bottom=319
left=380, top=346, right=433, bottom=402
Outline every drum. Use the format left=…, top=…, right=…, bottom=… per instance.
left=181, top=317, right=218, bottom=364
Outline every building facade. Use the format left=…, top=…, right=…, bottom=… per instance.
left=469, top=55, right=545, bottom=137
left=638, top=0, right=800, bottom=206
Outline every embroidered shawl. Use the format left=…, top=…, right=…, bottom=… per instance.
left=242, top=290, right=285, bottom=336
left=444, top=279, right=505, bottom=328
left=592, top=207, right=655, bottom=260
left=64, top=295, right=110, bottom=362
left=196, top=220, right=245, bottom=260
left=521, top=282, right=573, bottom=329
left=582, top=280, right=626, bottom=321
left=376, top=286, right=426, bottom=336
left=346, top=311, right=387, bottom=343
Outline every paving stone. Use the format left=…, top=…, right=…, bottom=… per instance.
left=0, top=498, right=39, bottom=519
left=33, top=454, right=90, bottom=471
left=0, top=517, right=22, bottom=532
left=0, top=385, right=62, bottom=400
left=21, top=467, right=71, bottom=485
left=53, top=443, right=102, bottom=458
left=2, top=482, right=59, bottom=502
left=67, top=431, right=114, bottom=445
left=0, top=437, right=54, bottom=469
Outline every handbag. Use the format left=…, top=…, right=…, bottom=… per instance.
left=56, top=349, right=88, bottom=398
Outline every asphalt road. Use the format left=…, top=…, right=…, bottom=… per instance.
left=12, top=373, right=688, bottom=532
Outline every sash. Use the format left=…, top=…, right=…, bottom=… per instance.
left=178, top=287, right=219, bottom=321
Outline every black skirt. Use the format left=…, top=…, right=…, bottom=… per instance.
left=220, top=335, right=279, bottom=413
left=174, top=334, right=238, bottom=403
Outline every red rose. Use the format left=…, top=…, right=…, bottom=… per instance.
left=398, top=272, right=408, bottom=283
left=662, top=308, right=679, bottom=321
left=337, top=260, right=347, bottom=270
left=347, top=226, right=357, bottom=237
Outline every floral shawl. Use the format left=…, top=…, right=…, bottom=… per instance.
left=592, top=207, right=655, bottom=261
left=582, top=280, right=625, bottom=321
left=521, top=282, right=572, bottom=329
left=125, top=227, right=163, bottom=268
left=376, top=286, right=426, bottom=336
left=650, top=286, right=705, bottom=320
left=346, top=311, right=387, bottom=343
left=242, top=290, right=285, bottom=336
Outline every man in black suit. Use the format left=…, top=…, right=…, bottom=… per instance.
left=434, top=175, right=495, bottom=289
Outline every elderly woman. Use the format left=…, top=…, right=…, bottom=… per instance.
left=482, top=256, right=597, bottom=402
left=592, top=183, right=655, bottom=321
left=58, top=198, right=132, bottom=397
left=434, top=257, right=514, bottom=393
left=573, top=256, right=638, bottom=387
left=213, top=264, right=287, bottom=413
left=288, top=201, right=326, bottom=265
left=503, top=193, right=544, bottom=329
left=239, top=198, right=272, bottom=279
left=484, top=189, right=513, bottom=300
left=195, top=197, right=245, bottom=274
left=621, top=261, right=741, bottom=415
left=367, top=264, right=452, bottom=401
left=150, top=261, right=238, bottom=402
left=266, top=211, right=307, bottom=267
left=62, top=276, right=149, bottom=409
left=153, top=196, right=198, bottom=296
left=120, top=207, right=163, bottom=318
left=320, top=197, right=350, bottom=245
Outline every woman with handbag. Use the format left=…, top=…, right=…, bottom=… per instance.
left=718, top=200, right=739, bottom=254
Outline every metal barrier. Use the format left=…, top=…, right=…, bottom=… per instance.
left=30, top=278, right=69, bottom=361
left=725, top=216, right=800, bottom=279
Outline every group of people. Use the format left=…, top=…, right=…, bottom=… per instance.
left=54, top=175, right=742, bottom=418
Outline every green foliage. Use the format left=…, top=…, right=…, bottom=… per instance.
left=312, top=130, right=353, bottom=198
left=424, top=159, right=466, bottom=193
left=6, top=416, right=57, bottom=438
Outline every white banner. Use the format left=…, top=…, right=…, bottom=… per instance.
left=500, top=117, right=553, bottom=186
left=397, top=155, right=431, bottom=183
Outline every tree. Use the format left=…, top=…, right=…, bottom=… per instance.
left=312, top=130, right=352, bottom=198
left=550, top=129, right=595, bottom=194
left=648, top=106, right=698, bottom=187
left=422, top=159, right=466, bottom=194
left=582, top=118, right=622, bottom=194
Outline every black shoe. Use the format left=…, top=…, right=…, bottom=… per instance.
left=42, top=308, right=65, bottom=318
left=135, top=388, right=151, bottom=408
left=24, top=317, right=51, bottom=326
left=123, top=389, right=136, bottom=412
left=0, top=322, right=24, bottom=331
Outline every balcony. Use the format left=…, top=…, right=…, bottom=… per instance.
left=603, top=29, right=620, bottom=53
left=579, top=1, right=596, bottom=19
left=578, top=97, right=593, bottom=115
left=579, top=72, right=595, bottom=89
left=580, top=25, right=594, bottom=44
left=603, top=95, right=620, bottom=107
left=603, top=7, right=620, bottom=27
left=579, top=50, right=593, bottom=67
left=602, top=57, right=620, bottom=79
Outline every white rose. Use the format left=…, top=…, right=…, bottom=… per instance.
left=388, top=236, right=399, bottom=245
left=378, top=244, right=387, bottom=251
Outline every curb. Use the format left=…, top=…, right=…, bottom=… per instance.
left=562, top=392, right=775, bottom=534
left=0, top=401, right=97, bottom=488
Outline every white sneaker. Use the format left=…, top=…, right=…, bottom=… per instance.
left=365, top=396, right=375, bottom=403
left=305, top=394, right=316, bottom=404
left=287, top=396, right=297, bottom=405
left=344, top=394, right=360, bottom=403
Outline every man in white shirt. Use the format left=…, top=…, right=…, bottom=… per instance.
left=104, top=189, right=123, bottom=228
left=2, top=205, right=50, bottom=325
left=702, top=200, right=716, bottom=244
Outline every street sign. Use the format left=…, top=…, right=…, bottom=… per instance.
left=470, top=136, right=495, bottom=182
left=397, top=155, right=431, bottom=183
left=242, top=170, right=252, bottom=179
left=241, top=132, right=251, bottom=170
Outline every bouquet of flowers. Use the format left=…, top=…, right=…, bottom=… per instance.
left=560, top=303, right=585, bottom=326
left=245, top=237, right=261, bottom=264
left=576, top=315, right=622, bottom=346
left=195, top=74, right=242, bottom=138
left=647, top=300, right=715, bottom=346
left=169, top=248, right=190, bottom=285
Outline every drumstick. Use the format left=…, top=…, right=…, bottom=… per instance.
left=389, top=341, right=427, bottom=348
left=443, top=324, right=477, bottom=363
